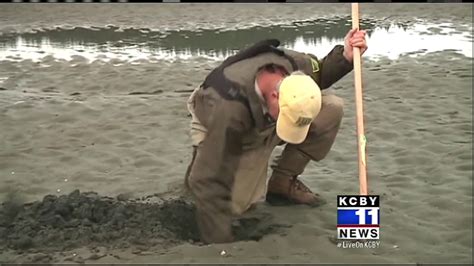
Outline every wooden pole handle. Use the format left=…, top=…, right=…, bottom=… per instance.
left=351, top=3, right=368, bottom=195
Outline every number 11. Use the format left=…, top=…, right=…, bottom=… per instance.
left=355, top=208, right=378, bottom=225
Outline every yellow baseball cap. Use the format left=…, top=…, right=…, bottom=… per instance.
left=276, top=73, right=322, bottom=144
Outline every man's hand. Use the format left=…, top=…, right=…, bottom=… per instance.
left=343, top=28, right=368, bottom=63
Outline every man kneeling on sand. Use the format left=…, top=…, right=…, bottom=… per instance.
left=185, top=28, right=367, bottom=243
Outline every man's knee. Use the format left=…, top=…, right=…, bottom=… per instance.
left=322, top=94, right=344, bottom=122
left=310, top=95, right=344, bottom=135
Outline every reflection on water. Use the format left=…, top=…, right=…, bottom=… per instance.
left=0, top=17, right=471, bottom=63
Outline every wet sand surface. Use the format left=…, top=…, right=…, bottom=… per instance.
left=0, top=190, right=288, bottom=263
left=0, top=3, right=472, bottom=264
left=0, top=3, right=472, bottom=34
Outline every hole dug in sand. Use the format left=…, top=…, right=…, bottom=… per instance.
left=0, top=190, right=288, bottom=253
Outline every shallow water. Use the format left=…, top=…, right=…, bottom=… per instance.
left=0, top=17, right=471, bottom=64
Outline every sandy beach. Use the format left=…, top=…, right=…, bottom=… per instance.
left=0, top=3, right=472, bottom=264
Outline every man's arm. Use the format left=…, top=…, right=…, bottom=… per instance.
left=187, top=95, right=250, bottom=243
left=308, top=45, right=353, bottom=90
left=292, top=28, right=367, bottom=90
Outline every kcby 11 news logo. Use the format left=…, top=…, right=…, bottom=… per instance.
left=337, top=195, right=380, bottom=240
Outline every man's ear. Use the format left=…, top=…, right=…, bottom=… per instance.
left=271, top=90, right=279, bottom=100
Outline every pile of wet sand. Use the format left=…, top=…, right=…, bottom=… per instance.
left=0, top=190, right=288, bottom=254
